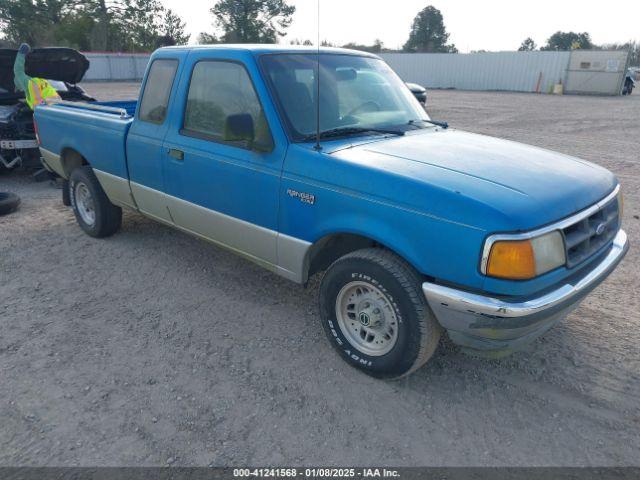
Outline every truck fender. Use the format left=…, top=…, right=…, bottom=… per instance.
left=302, top=231, right=421, bottom=284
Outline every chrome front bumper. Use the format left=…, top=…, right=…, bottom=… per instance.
left=422, top=229, right=629, bottom=354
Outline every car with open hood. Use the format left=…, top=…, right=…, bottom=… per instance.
left=32, top=45, right=628, bottom=378
left=0, top=47, right=92, bottom=172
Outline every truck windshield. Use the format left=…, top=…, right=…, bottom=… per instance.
left=260, top=54, right=430, bottom=142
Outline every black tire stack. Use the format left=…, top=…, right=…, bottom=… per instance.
left=0, top=192, right=20, bottom=216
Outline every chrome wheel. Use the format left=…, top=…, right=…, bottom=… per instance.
left=74, top=182, right=95, bottom=226
left=335, top=281, right=399, bottom=356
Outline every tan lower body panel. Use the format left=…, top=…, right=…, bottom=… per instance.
left=129, top=181, right=173, bottom=223
left=40, top=156, right=310, bottom=281
left=40, top=148, right=66, bottom=178
left=165, top=193, right=277, bottom=265
left=277, top=233, right=313, bottom=283
left=93, top=169, right=137, bottom=209
left=129, top=181, right=311, bottom=283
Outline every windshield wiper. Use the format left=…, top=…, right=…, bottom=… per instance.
left=408, top=119, right=449, bottom=129
left=303, top=126, right=405, bottom=142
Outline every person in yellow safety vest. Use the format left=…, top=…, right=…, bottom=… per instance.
left=13, top=43, right=61, bottom=110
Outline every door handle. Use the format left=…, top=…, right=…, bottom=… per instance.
left=168, top=148, right=184, bottom=161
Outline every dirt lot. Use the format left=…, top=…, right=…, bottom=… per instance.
left=1, top=84, right=639, bottom=467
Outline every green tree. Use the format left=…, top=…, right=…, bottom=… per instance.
left=403, top=5, right=457, bottom=53
left=542, top=31, right=593, bottom=51
left=518, top=37, right=537, bottom=51
left=343, top=39, right=385, bottom=53
left=197, top=32, right=219, bottom=44
left=0, top=0, right=68, bottom=46
left=157, top=9, right=190, bottom=46
left=54, top=11, right=95, bottom=50
left=599, top=41, right=639, bottom=67
left=289, top=39, right=313, bottom=46
left=123, top=0, right=165, bottom=51
left=0, top=0, right=189, bottom=51
left=207, top=0, right=295, bottom=43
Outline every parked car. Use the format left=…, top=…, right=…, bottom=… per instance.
left=406, top=82, right=427, bottom=106
left=0, top=48, right=92, bottom=172
left=35, top=46, right=628, bottom=378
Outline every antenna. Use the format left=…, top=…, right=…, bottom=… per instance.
left=314, top=0, right=322, bottom=151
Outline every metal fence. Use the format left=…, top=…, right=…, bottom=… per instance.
left=81, top=50, right=629, bottom=95
left=82, top=53, right=150, bottom=81
left=380, top=51, right=571, bottom=93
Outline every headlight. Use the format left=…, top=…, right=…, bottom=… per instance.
left=483, top=231, right=566, bottom=280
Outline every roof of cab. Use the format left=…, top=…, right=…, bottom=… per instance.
left=156, top=44, right=380, bottom=58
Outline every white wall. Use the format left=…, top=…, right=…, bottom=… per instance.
left=81, top=50, right=629, bottom=96
left=83, top=53, right=151, bottom=81
left=380, top=51, right=571, bottom=93
left=564, top=50, right=630, bottom=95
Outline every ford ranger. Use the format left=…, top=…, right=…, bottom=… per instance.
left=34, top=45, right=629, bottom=378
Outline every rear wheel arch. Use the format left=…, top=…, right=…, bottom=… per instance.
left=60, top=148, right=89, bottom=178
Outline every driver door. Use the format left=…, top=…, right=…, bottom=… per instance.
left=161, top=54, right=286, bottom=266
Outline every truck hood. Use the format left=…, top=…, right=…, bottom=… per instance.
left=0, top=48, right=90, bottom=95
left=329, top=129, right=617, bottom=231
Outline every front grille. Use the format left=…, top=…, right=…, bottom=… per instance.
left=562, top=196, right=620, bottom=268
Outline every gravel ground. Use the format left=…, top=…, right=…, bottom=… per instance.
left=0, top=84, right=638, bottom=467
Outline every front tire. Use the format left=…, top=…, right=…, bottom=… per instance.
left=69, top=166, right=122, bottom=238
left=319, top=248, right=441, bottom=378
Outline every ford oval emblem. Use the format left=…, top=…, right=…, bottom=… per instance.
left=359, top=312, right=371, bottom=327
left=595, top=223, right=606, bottom=236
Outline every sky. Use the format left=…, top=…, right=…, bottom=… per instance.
left=162, top=0, right=640, bottom=52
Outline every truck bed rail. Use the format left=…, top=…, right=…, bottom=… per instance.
left=53, top=100, right=133, bottom=119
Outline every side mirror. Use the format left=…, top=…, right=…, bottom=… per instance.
left=224, top=113, right=255, bottom=143
left=335, top=68, right=357, bottom=82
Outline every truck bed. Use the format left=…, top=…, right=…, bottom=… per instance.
left=35, top=100, right=137, bottom=180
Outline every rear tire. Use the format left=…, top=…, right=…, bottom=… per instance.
left=319, top=248, right=441, bottom=378
left=69, top=166, right=121, bottom=238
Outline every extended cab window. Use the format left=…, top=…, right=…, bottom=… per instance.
left=183, top=61, right=273, bottom=150
left=138, top=59, right=178, bottom=124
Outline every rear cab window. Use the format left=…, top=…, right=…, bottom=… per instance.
left=138, top=59, right=179, bottom=124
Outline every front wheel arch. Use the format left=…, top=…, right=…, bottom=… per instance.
left=303, top=232, right=430, bottom=284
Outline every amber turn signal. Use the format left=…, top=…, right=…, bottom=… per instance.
left=485, top=231, right=566, bottom=280
left=486, top=240, right=536, bottom=280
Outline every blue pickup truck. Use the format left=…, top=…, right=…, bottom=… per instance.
left=34, top=45, right=628, bottom=378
